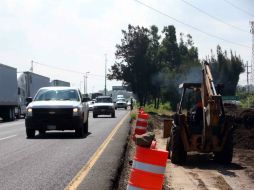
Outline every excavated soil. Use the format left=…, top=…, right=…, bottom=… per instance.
left=233, top=126, right=254, bottom=149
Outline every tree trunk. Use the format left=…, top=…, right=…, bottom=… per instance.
left=156, top=98, right=160, bottom=109
left=154, top=97, right=157, bottom=109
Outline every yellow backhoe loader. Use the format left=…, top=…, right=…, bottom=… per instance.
left=166, top=61, right=233, bottom=164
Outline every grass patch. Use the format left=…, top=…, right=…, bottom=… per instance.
left=129, top=111, right=137, bottom=123
left=143, top=103, right=173, bottom=116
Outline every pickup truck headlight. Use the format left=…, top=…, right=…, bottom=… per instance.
left=26, top=108, right=33, bottom=117
left=73, top=107, right=80, bottom=116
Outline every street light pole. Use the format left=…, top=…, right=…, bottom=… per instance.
left=30, top=60, right=34, bottom=72
left=104, top=54, right=107, bottom=96
left=84, top=75, right=86, bottom=95
left=30, top=60, right=40, bottom=73
left=85, top=71, right=90, bottom=94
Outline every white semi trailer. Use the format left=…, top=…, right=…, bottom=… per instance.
left=17, top=72, right=50, bottom=116
left=50, top=79, right=70, bottom=87
left=0, top=63, right=18, bottom=121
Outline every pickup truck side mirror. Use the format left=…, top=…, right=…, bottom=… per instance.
left=26, top=97, right=33, bottom=106
left=82, top=97, right=90, bottom=102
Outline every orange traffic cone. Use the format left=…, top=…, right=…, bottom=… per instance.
left=138, top=107, right=144, bottom=114
left=137, top=112, right=149, bottom=121
left=132, top=112, right=149, bottom=140
left=127, top=146, right=168, bottom=190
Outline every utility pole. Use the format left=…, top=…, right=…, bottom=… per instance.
left=104, top=54, right=107, bottom=96
left=30, top=60, right=34, bottom=72
left=84, top=75, right=86, bottom=97
left=80, top=81, right=82, bottom=92
left=246, top=61, right=252, bottom=93
left=250, top=21, right=254, bottom=84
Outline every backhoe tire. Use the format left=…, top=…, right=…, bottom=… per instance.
left=166, top=137, right=171, bottom=151
left=214, top=129, right=233, bottom=164
left=170, top=125, right=187, bottom=165
left=166, top=137, right=171, bottom=159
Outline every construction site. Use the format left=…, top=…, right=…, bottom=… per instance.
left=116, top=106, right=254, bottom=190
left=112, top=21, right=254, bottom=189
left=115, top=56, right=254, bottom=189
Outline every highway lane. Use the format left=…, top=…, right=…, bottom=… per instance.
left=0, top=110, right=130, bottom=190
left=0, top=119, right=25, bottom=139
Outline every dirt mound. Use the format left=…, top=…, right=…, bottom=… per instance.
left=224, top=105, right=254, bottom=129
left=233, top=126, right=254, bottom=149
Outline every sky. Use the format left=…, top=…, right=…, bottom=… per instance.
left=0, top=0, right=253, bottom=94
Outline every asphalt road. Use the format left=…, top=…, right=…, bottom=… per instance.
left=0, top=110, right=130, bottom=190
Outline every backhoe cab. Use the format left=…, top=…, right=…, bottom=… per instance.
left=167, top=61, right=233, bottom=165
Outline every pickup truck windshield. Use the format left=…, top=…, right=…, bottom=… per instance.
left=34, top=89, right=80, bottom=101
left=117, top=98, right=126, bottom=102
left=96, top=98, right=112, bottom=103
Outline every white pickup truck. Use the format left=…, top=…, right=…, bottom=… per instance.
left=25, top=87, right=89, bottom=138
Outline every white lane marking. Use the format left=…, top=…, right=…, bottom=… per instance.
left=0, top=135, right=17, bottom=141
left=0, top=120, right=25, bottom=128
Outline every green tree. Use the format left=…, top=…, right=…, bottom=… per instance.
left=160, top=25, right=181, bottom=70
left=209, top=45, right=245, bottom=95
left=160, top=31, right=200, bottom=110
left=109, top=24, right=245, bottom=110
left=229, top=51, right=245, bottom=95
left=107, top=25, right=151, bottom=106
left=148, top=25, right=162, bottom=109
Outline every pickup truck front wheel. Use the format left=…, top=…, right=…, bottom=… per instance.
left=84, top=119, right=88, bottom=134
left=75, top=123, right=85, bottom=138
left=39, top=130, right=46, bottom=135
left=26, top=128, right=35, bottom=138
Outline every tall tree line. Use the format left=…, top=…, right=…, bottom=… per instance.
left=208, top=45, right=245, bottom=96
left=108, top=24, right=244, bottom=110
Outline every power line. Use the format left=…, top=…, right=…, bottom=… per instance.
left=133, top=0, right=251, bottom=49
left=223, top=0, right=254, bottom=18
left=181, top=0, right=248, bottom=33
left=35, top=62, right=85, bottom=74
left=33, top=62, right=105, bottom=78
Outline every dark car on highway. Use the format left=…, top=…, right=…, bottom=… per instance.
left=115, top=98, right=127, bottom=110
left=92, top=96, right=115, bottom=118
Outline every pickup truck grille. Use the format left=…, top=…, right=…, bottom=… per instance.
left=95, top=106, right=112, bottom=109
left=32, top=108, right=73, bottom=119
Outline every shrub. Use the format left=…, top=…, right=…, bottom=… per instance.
left=129, top=111, right=136, bottom=123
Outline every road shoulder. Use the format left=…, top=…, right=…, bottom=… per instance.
left=77, top=113, right=131, bottom=190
